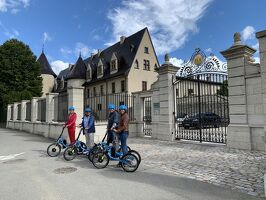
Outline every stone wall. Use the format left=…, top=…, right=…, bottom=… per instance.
left=221, top=30, right=266, bottom=151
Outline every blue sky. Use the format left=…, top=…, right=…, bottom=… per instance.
left=0, top=0, right=265, bottom=74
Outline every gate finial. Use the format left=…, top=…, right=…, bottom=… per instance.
left=165, top=53, right=170, bottom=62
left=233, top=32, right=242, bottom=46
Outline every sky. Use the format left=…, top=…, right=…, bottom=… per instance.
left=0, top=0, right=265, bottom=74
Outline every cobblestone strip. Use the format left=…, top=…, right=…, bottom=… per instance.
left=128, top=138, right=266, bottom=199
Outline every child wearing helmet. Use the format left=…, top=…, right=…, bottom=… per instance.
left=79, top=107, right=95, bottom=149
left=65, top=106, right=77, bottom=144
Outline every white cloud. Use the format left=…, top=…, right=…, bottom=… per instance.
left=60, top=47, right=72, bottom=55
left=169, top=57, right=184, bottom=67
left=254, top=57, right=260, bottom=63
left=43, top=32, right=51, bottom=43
left=107, top=0, right=213, bottom=55
left=50, top=60, right=69, bottom=75
left=0, top=21, right=19, bottom=38
left=241, top=26, right=255, bottom=41
left=0, top=0, right=30, bottom=13
left=252, top=42, right=259, bottom=50
left=75, top=42, right=90, bottom=57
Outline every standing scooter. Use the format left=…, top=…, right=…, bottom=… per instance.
left=63, top=128, right=90, bottom=161
left=47, top=126, right=68, bottom=157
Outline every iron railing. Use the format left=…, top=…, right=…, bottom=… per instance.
left=11, top=106, right=13, bottom=120
left=37, top=98, right=46, bottom=122
left=26, top=102, right=31, bottom=121
left=85, top=93, right=135, bottom=122
left=17, top=104, right=21, bottom=120
left=53, top=93, right=68, bottom=122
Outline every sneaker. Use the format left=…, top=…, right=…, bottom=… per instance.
left=116, top=163, right=122, bottom=167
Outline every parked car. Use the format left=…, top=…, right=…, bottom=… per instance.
left=182, top=112, right=222, bottom=129
left=175, top=113, right=188, bottom=126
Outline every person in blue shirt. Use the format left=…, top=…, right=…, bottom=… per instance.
left=107, top=103, right=120, bottom=156
left=79, top=107, right=95, bottom=149
left=107, top=103, right=120, bottom=145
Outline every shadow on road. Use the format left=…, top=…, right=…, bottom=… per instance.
left=95, top=168, right=262, bottom=200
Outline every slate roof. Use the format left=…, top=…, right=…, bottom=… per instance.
left=66, top=56, right=87, bottom=80
left=83, top=27, right=147, bottom=86
left=37, top=52, right=57, bottom=77
left=57, top=66, right=71, bottom=80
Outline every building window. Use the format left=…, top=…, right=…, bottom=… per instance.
left=112, top=82, right=115, bottom=94
left=87, top=89, right=90, bottom=98
left=135, top=60, right=139, bottom=69
left=97, top=104, right=102, bottom=111
left=154, top=64, right=158, bottom=71
left=97, top=65, right=103, bottom=76
left=100, top=85, right=104, bottom=95
left=144, top=47, right=149, bottom=54
left=142, top=81, right=147, bottom=91
left=93, top=87, right=96, bottom=96
left=121, top=80, right=125, bottom=92
left=111, top=60, right=117, bottom=71
left=143, top=59, right=150, bottom=70
left=188, top=89, right=194, bottom=96
left=86, top=65, right=91, bottom=80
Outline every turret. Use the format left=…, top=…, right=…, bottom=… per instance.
left=37, top=51, right=57, bottom=96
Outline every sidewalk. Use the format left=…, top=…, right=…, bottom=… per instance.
left=128, top=137, right=266, bottom=199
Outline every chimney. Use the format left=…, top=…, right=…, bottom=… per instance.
left=120, top=36, right=126, bottom=44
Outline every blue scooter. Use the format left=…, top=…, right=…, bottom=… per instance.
left=47, top=126, right=68, bottom=157
left=63, top=128, right=92, bottom=161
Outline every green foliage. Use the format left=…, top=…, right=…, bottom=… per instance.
left=0, top=39, right=43, bottom=121
left=217, top=80, right=228, bottom=96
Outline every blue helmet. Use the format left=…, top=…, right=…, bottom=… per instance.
left=119, top=105, right=127, bottom=110
left=85, top=107, right=92, bottom=112
left=108, top=103, right=115, bottom=110
left=68, top=106, right=75, bottom=111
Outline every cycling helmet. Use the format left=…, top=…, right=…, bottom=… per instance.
left=85, top=107, right=92, bottom=112
left=119, top=105, right=127, bottom=110
left=68, top=106, right=75, bottom=111
left=108, top=104, right=115, bottom=110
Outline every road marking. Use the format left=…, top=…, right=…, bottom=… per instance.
left=0, top=152, right=25, bottom=161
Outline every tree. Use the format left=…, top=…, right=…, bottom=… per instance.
left=0, top=39, right=42, bottom=122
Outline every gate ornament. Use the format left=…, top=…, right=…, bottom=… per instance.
left=179, top=48, right=227, bottom=77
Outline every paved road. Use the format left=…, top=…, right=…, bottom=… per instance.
left=0, top=128, right=263, bottom=200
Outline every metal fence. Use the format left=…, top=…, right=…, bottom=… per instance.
left=26, top=102, right=31, bottom=121
left=17, top=104, right=21, bottom=120
left=143, top=97, right=152, bottom=136
left=53, top=93, right=68, bottom=122
left=11, top=106, right=13, bottom=120
left=37, top=98, right=46, bottom=122
left=174, top=73, right=229, bottom=144
left=85, top=93, right=135, bottom=122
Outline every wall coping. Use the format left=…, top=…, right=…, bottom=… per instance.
left=256, top=30, right=266, bottom=39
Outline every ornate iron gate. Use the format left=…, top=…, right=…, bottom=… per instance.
left=174, top=49, right=229, bottom=143
left=143, top=97, right=152, bottom=136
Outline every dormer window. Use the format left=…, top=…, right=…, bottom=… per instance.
left=86, top=64, right=92, bottom=81
left=111, top=60, right=117, bottom=71
left=110, top=52, right=118, bottom=74
left=97, top=59, right=103, bottom=78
